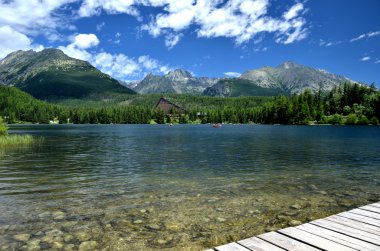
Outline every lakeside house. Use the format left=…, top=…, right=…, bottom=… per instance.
left=155, top=97, right=185, bottom=115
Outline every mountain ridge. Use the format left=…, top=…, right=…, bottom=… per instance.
left=239, top=61, right=356, bottom=94
left=132, top=69, right=219, bottom=94
left=0, top=48, right=135, bottom=99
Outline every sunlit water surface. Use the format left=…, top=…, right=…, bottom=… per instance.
left=0, top=125, right=379, bottom=250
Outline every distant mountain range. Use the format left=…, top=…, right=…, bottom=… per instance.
left=238, top=61, right=355, bottom=94
left=133, top=61, right=357, bottom=97
left=0, top=49, right=135, bottom=99
left=0, top=49, right=358, bottom=100
left=132, top=69, right=219, bottom=94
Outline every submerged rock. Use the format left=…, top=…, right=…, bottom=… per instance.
left=165, top=222, right=181, bottom=231
left=133, top=220, right=144, bottom=224
left=52, top=241, right=64, bottom=249
left=52, top=211, right=66, bottom=220
left=74, top=231, right=92, bottom=242
left=216, top=217, right=226, bottom=222
left=146, top=224, right=160, bottom=231
left=78, top=241, right=98, bottom=251
left=13, top=233, right=31, bottom=242
left=64, top=244, right=75, bottom=251
left=289, top=220, right=302, bottom=226
left=290, top=204, right=302, bottom=210
left=26, top=239, right=41, bottom=251
left=157, top=239, right=167, bottom=245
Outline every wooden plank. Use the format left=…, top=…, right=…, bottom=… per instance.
left=215, top=242, right=251, bottom=251
left=338, top=212, right=380, bottom=227
left=278, top=227, right=356, bottom=251
left=311, top=218, right=380, bottom=246
left=258, top=231, right=320, bottom=251
left=298, top=223, right=378, bottom=251
left=369, top=202, right=380, bottom=208
left=361, top=205, right=380, bottom=214
left=350, top=208, right=380, bottom=220
left=327, top=215, right=380, bottom=236
left=205, top=249, right=215, bottom=251
left=238, top=236, right=285, bottom=251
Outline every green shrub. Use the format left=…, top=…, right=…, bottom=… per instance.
left=329, top=114, right=344, bottom=125
left=345, top=114, right=358, bottom=125
left=370, top=117, right=379, bottom=125
left=357, top=115, right=370, bottom=125
left=0, top=118, right=8, bottom=136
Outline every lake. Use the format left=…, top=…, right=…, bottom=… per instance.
left=1, top=124, right=380, bottom=250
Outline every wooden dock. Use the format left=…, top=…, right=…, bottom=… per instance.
left=206, top=202, right=380, bottom=251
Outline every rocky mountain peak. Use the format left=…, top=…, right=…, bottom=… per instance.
left=166, top=69, right=193, bottom=80
left=277, top=61, right=302, bottom=69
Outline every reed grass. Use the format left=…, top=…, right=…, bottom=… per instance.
left=0, top=134, right=40, bottom=148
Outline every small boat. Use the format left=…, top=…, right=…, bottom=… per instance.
left=212, top=123, right=222, bottom=128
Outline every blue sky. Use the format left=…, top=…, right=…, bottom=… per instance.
left=0, top=0, right=379, bottom=86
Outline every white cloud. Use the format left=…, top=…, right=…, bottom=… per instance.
left=92, top=53, right=171, bottom=81
left=72, top=34, right=100, bottom=49
left=0, top=0, right=75, bottom=36
left=58, top=33, right=100, bottom=62
left=361, top=56, right=370, bottom=61
left=319, top=39, right=342, bottom=47
left=224, top=72, right=241, bottom=78
left=78, top=0, right=308, bottom=48
left=141, top=0, right=308, bottom=46
left=350, top=31, right=380, bottom=42
left=254, top=46, right=268, bottom=52
left=283, top=3, right=304, bottom=20
left=58, top=33, right=171, bottom=82
left=78, top=0, right=139, bottom=18
left=96, top=22, right=105, bottom=31
left=165, top=33, right=183, bottom=49
left=0, top=25, right=43, bottom=59
left=375, top=59, right=380, bottom=64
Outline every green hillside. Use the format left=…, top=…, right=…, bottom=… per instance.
left=18, top=67, right=134, bottom=99
left=0, top=49, right=135, bottom=100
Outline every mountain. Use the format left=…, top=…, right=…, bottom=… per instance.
left=132, top=69, right=219, bottom=94
left=0, top=49, right=135, bottom=99
left=239, top=61, right=355, bottom=94
left=203, top=78, right=284, bottom=97
left=204, top=61, right=356, bottom=97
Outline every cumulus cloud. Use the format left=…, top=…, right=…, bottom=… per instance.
left=58, top=33, right=99, bottom=62
left=72, top=34, right=100, bottom=49
left=283, top=3, right=304, bottom=20
left=0, top=25, right=43, bottom=58
left=78, top=0, right=139, bottom=18
left=350, top=31, right=380, bottom=42
left=361, top=56, right=370, bottom=61
left=92, top=53, right=171, bottom=81
left=141, top=0, right=308, bottom=46
left=0, top=0, right=75, bottom=36
left=77, top=0, right=309, bottom=47
left=59, top=33, right=171, bottom=81
left=375, top=59, right=380, bottom=64
left=224, top=72, right=241, bottom=78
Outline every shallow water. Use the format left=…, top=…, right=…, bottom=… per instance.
left=0, top=124, right=379, bottom=250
